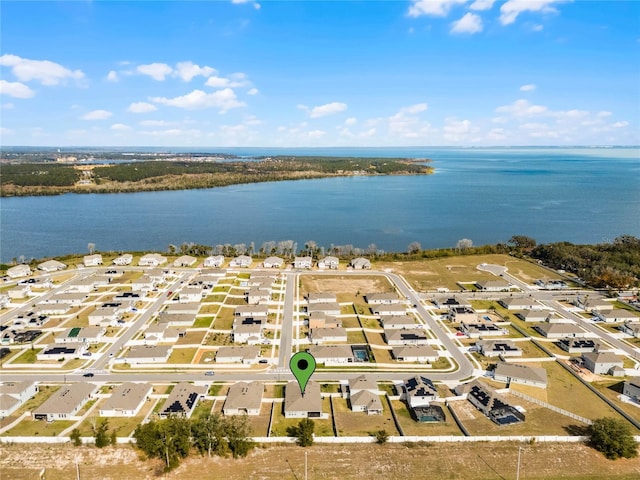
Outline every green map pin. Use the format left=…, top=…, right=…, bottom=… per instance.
left=290, top=351, right=316, bottom=396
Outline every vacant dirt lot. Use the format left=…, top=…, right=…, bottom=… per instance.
left=2, top=442, right=639, bottom=480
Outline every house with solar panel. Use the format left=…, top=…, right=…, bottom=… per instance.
left=158, top=382, right=206, bottom=418
left=455, top=380, right=524, bottom=425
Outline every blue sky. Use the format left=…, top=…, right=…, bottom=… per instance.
left=1, top=0, right=638, bottom=147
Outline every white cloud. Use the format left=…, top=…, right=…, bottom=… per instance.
left=469, top=0, right=495, bottom=11
left=519, top=84, right=536, bottom=92
left=345, top=117, right=358, bottom=126
left=81, top=109, right=112, bottom=120
left=307, top=130, right=326, bottom=139
left=231, top=0, right=260, bottom=9
left=532, top=24, right=544, bottom=31
left=0, top=79, right=36, bottom=98
left=127, top=102, right=158, bottom=113
left=174, top=61, right=216, bottom=82
left=487, top=127, right=508, bottom=140
left=399, top=103, right=428, bottom=114
left=451, top=13, right=483, bottom=34
left=247, top=88, right=259, bottom=95
left=612, top=121, right=629, bottom=128
left=500, top=0, right=569, bottom=26
left=106, top=70, right=119, bottom=82
left=0, top=54, right=84, bottom=85
left=139, top=120, right=172, bottom=127
left=141, top=128, right=202, bottom=137
left=205, top=73, right=251, bottom=89
left=0, top=127, right=14, bottom=135
left=597, top=111, right=612, bottom=118
left=496, top=99, right=548, bottom=117
left=408, top=0, right=468, bottom=17
left=110, top=123, right=131, bottom=131
left=443, top=118, right=473, bottom=141
left=150, top=88, right=245, bottom=112
left=137, top=63, right=173, bottom=81
left=306, top=102, right=348, bottom=118
left=1, top=102, right=15, bottom=109
left=387, top=104, right=434, bottom=138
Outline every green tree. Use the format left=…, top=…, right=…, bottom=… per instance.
left=70, top=428, right=82, bottom=447
left=94, top=419, right=111, bottom=448
left=133, top=416, right=192, bottom=471
left=373, top=429, right=389, bottom=444
left=225, top=415, right=254, bottom=458
left=508, top=235, right=537, bottom=251
left=587, top=417, right=638, bottom=460
left=287, top=418, right=315, bottom=447
left=192, top=413, right=228, bottom=458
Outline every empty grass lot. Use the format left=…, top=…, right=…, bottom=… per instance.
left=332, top=397, right=398, bottom=436
left=167, top=347, right=198, bottom=364
left=245, top=403, right=272, bottom=437
left=193, top=316, right=214, bottom=328
left=300, top=275, right=394, bottom=305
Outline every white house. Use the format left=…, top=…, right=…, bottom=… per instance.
left=392, top=345, right=439, bottom=363
left=0, top=381, right=38, bottom=417
left=263, top=256, right=283, bottom=268
left=403, top=376, right=438, bottom=408
left=494, top=363, right=548, bottom=388
left=37, top=343, right=88, bottom=361
left=232, top=318, right=265, bottom=344
left=623, top=377, right=640, bottom=403
left=621, top=322, right=640, bottom=338
left=350, top=257, right=371, bottom=270
left=595, top=309, right=638, bottom=323
left=371, top=304, right=407, bottom=317
left=179, top=286, right=204, bottom=303
left=88, top=306, right=122, bottom=326
left=476, top=339, right=522, bottom=357
left=475, top=279, right=512, bottom=291
left=498, top=297, right=542, bottom=310
left=6, top=264, right=31, bottom=279
left=113, top=254, right=133, bottom=266
left=204, top=255, right=225, bottom=268
left=126, top=345, right=172, bottom=364
left=216, top=346, right=261, bottom=364
left=317, top=256, right=339, bottom=270
left=348, top=376, right=382, bottom=415
left=246, top=288, right=271, bottom=305
left=8, top=285, right=31, bottom=299
left=380, top=315, right=416, bottom=329
left=138, top=253, right=167, bottom=267
left=365, top=292, right=400, bottom=305
left=33, top=383, right=96, bottom=421
left=309, top=327, right=348, bottom=344
left=307, top=292, right=337, bottom=304
left=234, top=305, right=269, bottom=318
left=174, top=255, right=197, bottom=267
left=581, top=351, right=624, bottom=375
left=99, top=382, right=152, bottom=417
left=230, top=255, right=252, bottom=268
left=37, top=260, right=67, bottom=272
left=308, top=345, right=353, bottom=365
left=130, top=275, right=156, bottom=292
left=55, top=326, right=105, bottom=344
left=294, top=256, right=313, bottom=269
left=307, top=302, right=341, bottom=316
left=83, top=254, right=103, bottom=267
left=384, top=328, right=429, bottom=346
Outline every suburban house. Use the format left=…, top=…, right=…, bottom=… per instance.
left=284, top=381, right=323, bottom=418
left=246, top=288, right=271, bottom=305
left=515, top=310, right=550, bottom=322
left=33, top=383, right=97, bottom=421
left=475, top=279, right=512, bottom=291
left=41, top=292, right=88, bottom=306
left=223, top=382, right=263, bottom=416
left=0, top=381, right=38, bottom=417
left=307, top=292, right=338, bottom=304
left=308, top=345, right=353, bottom=365
left=204, top=255, right=225, bottom=268
left=448, top=306, right=477, bottom=322
left=164, top=303, right=200, bottom=316
left=574, top=296, right=613, bottom=312
left=232, top=317, right=265, bottom=344
left=493, top=363, right=548, bottom=388
left=349, top=257, right=371, bottom=270
left=216, top=346, right=261, bottom=364
left=8, top=285, right=31, bottom=299
left=307, top=302, right=341, bottom=316
left=88, top=306, right=123, bottom=326
left=384, top=328, right=429, bottom=346
left=581, top=351, right=624, bottom=375
left=138, top=253, right=167, bottom=267
left=455, top=380, right=524, bottom=425
left=130, top=275, right=156, bottom=292
left=620, top=322, right=640, bottom=338
left=392, top=345, right=439, bottom=363
left=37, top=343, right=87, bottom=361
left=294, top=256, right=313, bottom=269
left=262, top=256, right=283, bottom=268
left=173, top=255, right=197, bottom=267
left=235, top=305, right=269, bottom=318
left=460, top=322, right=509, bottom=338
left=432, top=297, right=471, bottom=309
left=403, top=376, right=438, bottom=408
left=99, top=382, right=152, bottom=417
left=179, top=286, right=204, bottom=303
left=476, top=339, right=522, bottom=357
left=535, top=323, right=585, bottom=338
left=595, top=309, right=639, bottom=323
left=144, top=323, right=185, bottom=343
left=158, top=382, right=206, bottom=418
left=37, top=260, right=67, bottom=272
left=348, top=376, right=382, bottom=415
left=230, top=255, right=252, bottom=268
left=6, top=264, right=31, bottom=279
left=308, top=312, right=341, bottom=329
left=83, top=254, right=103, bottom=267
left=365, top=292, right=400, bottom=305
left=622, top=377, right=640, bottom=403
left=309, top=327, right=348, bottom=344
left=535, top=279, right=567, bottom=290
left=113, top=254, right=133, bottom=266
left=557, top=338, right=598, bottom=353
left=317, top=256, right=339, bottom=270
left=126, top=345, right=172, bottom=364
left=54, top=326, right=105, bottom=344
left=67, top=277, right=99, bottom=293
left=380, top=315, right=416, bottom=329
left=371, top=304, right=407, bottom=317
left=498, top=297, right=542, bottom=310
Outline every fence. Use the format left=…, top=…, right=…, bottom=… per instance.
left=508, top=389, right=593, bottom=425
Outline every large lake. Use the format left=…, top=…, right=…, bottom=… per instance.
left=1, top=147, right=639, bottom=262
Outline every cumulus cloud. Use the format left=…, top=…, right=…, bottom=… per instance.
left=496, top=99, right=548, bottom=117
left=150, top=88, right=245, bottom=112
left=500, top=0, right=568, bottom=26
left=0, top=54, right=84, bottom=86
left=399, top=103, right=428, bottom=114
left=388, top=103, right=434, bottom=138
left=443, top=118, right=474, bottom=141
left=345, top=117, right=358, bottom=126
left=128, top=102, right=158, bottom=113
left=81, top=109, right=112, bottom=120
left=137, top=63, right=173, bottom=81
left=301, top=102, right=348, bottom=118
left=106, top=70, right=119, bottom=82
left=520, top=84, right=536, bottom=91
left=451, top=13, right=483, bottom=34
left=408, top=0, right=468, bottom=17
left=0, top=79, right=36, bottom=98
left=205, top=72, right=251, bottom=89
left=110, top=123, right=131, bottom=131
left=174, top=61, right=216, bottom=82
left=469, top=0, right=496, bottom=10
left=247, top=88, right=259, bottom=95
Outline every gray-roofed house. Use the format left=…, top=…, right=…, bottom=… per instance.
left=235, top=305, right=269, bottom=317
left=476, top=339, right=522, bottom=357
left=216, top=346, right=261, bottom=364
left=349, top=257, right=371, bottom=270
left=384, top=328, right=429, bottom=346
left=574, top=296, right=613, bottom=312
left=223, top=382, right=264, bottom=416
left=179, top=286, right=204, bottom=303
left=263, top=256, right=284, bottom=268
left=581, top=351, right=624, bottom=375
left=380, top=315, right=416, bottom=329
left=37, top=259, right=67, bottom=272
left=455, top=380, right=524, bottom=425
left=595, top=309, right=639, bottom=323
left=350, top=390, right=383, bottom=415
left=307, top=292, right=337, bottom=304
left=230, top=255, right=252, bottom=268
left=371, top=304, right=407, bottom=317
left=158, top=382, right=205, bottom=418
left=621, top=322, right=640, bottom=338
left=7, top=264, right=32, bottom=279
left=475, top=279, right=512, bottom=291
left=403, top=376, right=438, bottom=408
left=138, top=253, right=167, bottom=267
left=174, top=255, right=197, bottom=267
left=294, top=256, right=313, bottom=269
left=33, top=383, right=96, bottom=421
left=392, top=345, right=439, bottom=363
left=0, top=381, right=38, bottom=417
left=515, top=310, right=550, bottom=322
left=557, top=338, right=598, bottom=353
left=623, top=377, right=640, bottom=403
left=309, top=327, right=348, bottom=344
left=113, top=254, right=133, bottom=266
left=83, top=254, right=103, bottom=267
left=534, top=323, right=584, bottom=338
left=126, top=345, right=172, bottom=364
left=499, top=297, right=542, bottom=310
left=232, top=317, right=264, bottom=344
left=157, top=313, right=195, bottom=327
left=284, top=381, right=323, bottom=418
left=365, top=292, right=400, bottom=305
left=494, top=363, right=548, bottom=388
left=37, top=343, right=87, bottom=361
left=55, top=326, right=105, bottom=344
left=448, top=306, right=477, bottom=322
left=164, top=302, right=201, bottom=315
left=461, top=322, right=509, bottom=338
left=246, top=288, right=271, bottom=305
left=204, top=255, right=225, bottom=268
left=308, top=345, right=353, bottom=365
left=318, top=256, right=339, bottom=270
left=99, top=382, right=152, bottom=417
left=307, top=302, right=341, bottom=316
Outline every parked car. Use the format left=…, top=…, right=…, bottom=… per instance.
left=83, top=372, right=94, bottom=377
left=204, top=371, right=215, bottom=376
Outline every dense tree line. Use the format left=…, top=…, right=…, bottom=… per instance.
left=0, top=163, right=80, bottom=186
left=587, top=417, right=638, bottom=460
left=531, top=235, right=640, bottom=289
left=133, top=413, right=253, bottom=472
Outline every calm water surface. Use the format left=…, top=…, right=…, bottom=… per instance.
left=1, top=147, right=638, bottom=262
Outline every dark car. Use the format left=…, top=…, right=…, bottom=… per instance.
left=204, top=371, right=215, bottom=376
left=83, top=372, right=95, bottom=377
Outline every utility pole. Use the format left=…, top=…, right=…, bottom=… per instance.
left=516, top=446, right=522, bottom=480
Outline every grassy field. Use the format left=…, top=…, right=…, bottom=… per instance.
left=166, top=347, right=198, bottom=364
left=332, top=397, right=398, bottom=436
left=300, top=275, right=394, bottom=305
left=2, top=442, right=640, bottom=480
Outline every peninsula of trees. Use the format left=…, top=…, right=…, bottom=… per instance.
left=0, top=154, right=433, bottom=197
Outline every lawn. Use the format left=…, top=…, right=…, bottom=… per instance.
left=332, top=397, right=399, bottom=436
left=176, top=330, right=207, bottom=346
left=213, top=307, right=235, bottom=330
left=3, top=418, right=75, bottom=437
left=0, top=385, right=61, bottom=431
left=245, top=403, right=272, bottom=437
left=167, top=347, right=198, bottom=364
left=269, top=400, right=334, bottom=437
left=346, top=330, right=367, bottom=344
left=11, top=348, right=42, bottom=364
left=193, top=316, right=214, bottom=328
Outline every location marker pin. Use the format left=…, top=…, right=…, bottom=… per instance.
left=289, top=351, right=316, bottom=396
